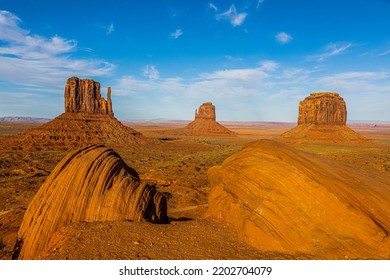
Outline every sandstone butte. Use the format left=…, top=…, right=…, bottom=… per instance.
left=184, top=102, right=236, bottom=137
left=22, top=77, right=144, bottom=149
left=282, top=92, right=367, bottom=143
left=14, top=145, right=168, bottom=260
left=205, top=140, right=390, bottom=259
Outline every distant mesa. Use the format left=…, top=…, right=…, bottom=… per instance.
left=14, top=145, right=168, bottom=259
left=21, top=77, right=144, bottom=149
left=184, top=102, right=236, bottom=137
left=206, top=140, right=390, bottom=259
left=282, top=92, right=367, bottom=143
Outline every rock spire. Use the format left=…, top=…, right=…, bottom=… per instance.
left=64, top=77, right=114, bottom=116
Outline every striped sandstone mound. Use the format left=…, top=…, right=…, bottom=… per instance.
left=15, top=145, right=168, bottom=259
left=282, top=92, right=367, bottom=143
left=206, top=140, right=390, bottom=259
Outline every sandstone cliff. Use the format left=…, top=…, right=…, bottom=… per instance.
left=298, top=92, right=346, bottom=125
left=282, top=92, right=367, bottom=143
left=65, top=77, right=113, bottom=116
left=205, top=140, right=390, bottom=259
left=195, top=102, right=216, bottom=120
left=15, top=145, right=168, bottom=259
left=185, top=102, right=236, bottom=137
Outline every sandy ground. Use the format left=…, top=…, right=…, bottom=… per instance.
left=0, top=121, right=389, bottom=259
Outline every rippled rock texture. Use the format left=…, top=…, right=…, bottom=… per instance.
left=15, top=145, right=168, bottom=259
left=206, top=140, right=390, bottom=259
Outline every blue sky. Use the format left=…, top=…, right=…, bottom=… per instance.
left=0, top=0, right=389, bottom=121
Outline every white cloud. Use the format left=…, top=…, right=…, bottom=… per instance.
left=224, top=55, right=243, bottom=62
left=275, top=32, right=293, bottom=44
left=209, top=3, right=218, bottom=12
left=379, top=48, right=390, bottom=56
left=259, top=60, right=279, bottom=72
left=110, top=65, right=390, bottom=122
left=143, top=65, right=160, bottom=80
left=257, top=0, right=265, bottom=9
left=0, top=10, right=114, bottom=88
left=200, top=68, right=269, bottom=83
left=309, top=42, right=353, bottom=62
left=106, top=23, right=114, bottom=34
left=171, top=29, right=183, bottom=39
left=216, top=5, right=247, bottom=27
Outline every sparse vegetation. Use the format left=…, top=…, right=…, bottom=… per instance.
left=0, top=122, right=389, bottom=259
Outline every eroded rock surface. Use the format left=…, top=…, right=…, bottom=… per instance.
left=282, top=92, right=367, bottom=143
left=17, top=77, right=145, bottom=149
left=206, top=140, right=390, bottom=259
left=298, top=92, right=346, bottom=125
left=15, top=145, right=168, bottom=259
left=65, top=77, right=113, bottom=116
left=195, top=102, right=216, bottom=120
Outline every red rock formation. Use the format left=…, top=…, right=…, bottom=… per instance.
left=24, top=113, right=143, bottom=149
left=185, top=102, right=236, bottom=137
left=298, top=92, right=346, bottom=125
left=206, top=140, right=390, bottom=259
left=195, top=102, right=216, bottom=120
left=15, top=145, right=168, bottom=259
left=282, top=92, right=367, bottom=143
left=20, top=77, right=145, bottom=149
left=64, top=77, right=113, bottom=116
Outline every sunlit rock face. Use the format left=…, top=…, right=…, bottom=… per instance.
left=298, top=92, right=346, bottom=125
left=15, top=145, right=168, bottom=259
left=206, top=140, right=390, bottom=259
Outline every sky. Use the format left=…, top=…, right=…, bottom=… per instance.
left=0, top=0, right=389, bottom=122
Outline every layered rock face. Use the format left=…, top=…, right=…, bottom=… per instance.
left=185, top=102, right=236, bottom=137
left=65, top=77, right=113, bottom=116
left=25, top=113, right=143, bottom=149
left=21, top=77, right=144, bottom=149
left=206, top=140, right=390, bottom=259
left=282, top=92, right=367, bottom=143
left=195, top=102, right=216, bottom=120
left=15, top=145, right=168, bottom=259
left=298, top=92, right=346, bottom=125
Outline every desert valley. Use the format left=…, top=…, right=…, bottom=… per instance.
left=0, top=77, right=389, bottom=260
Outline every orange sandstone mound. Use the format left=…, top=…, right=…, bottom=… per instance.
left=14, top=145, right=168, bottom=259
left=205, top=140, right=390, bottom=259
left=21, top=77, right=144, bottom=149
left=282, top=92, right=367, bottom=143
left=184, top=102, right=236, bottom=137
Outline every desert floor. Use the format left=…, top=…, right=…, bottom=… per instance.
left=0, top=121, right=389, bottom=259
